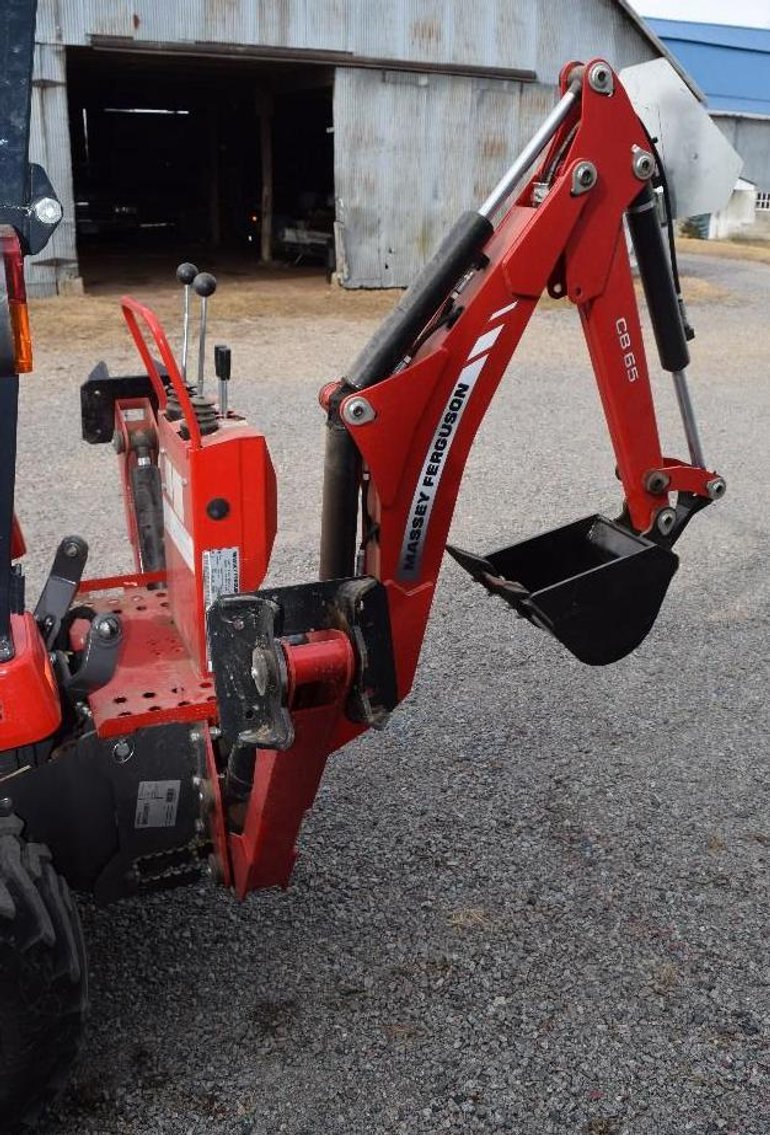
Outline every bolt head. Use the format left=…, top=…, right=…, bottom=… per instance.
left=572, top=162, right=597, bottom=196
left=112, top=738, right=133, bottom=763
left=95, top=616, right=120, bottom=640
left=632, top=149, right=655, bottom=180
left=342, top=396, right=376, bottom=426
left=655, top=507, right=677, bottom=536
left=63, top=540, right=81, bottom=558
left=33, top=196, right=63, bottom=225
left=0, top=797, right=14, bottom=818
left=588, top=62, right=614, bottom=94
left=645, top=470, right=670, bottom=495
left=706, top=476, right=727, bottom=501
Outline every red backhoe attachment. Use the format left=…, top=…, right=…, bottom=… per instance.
left=3, top=57, right=728, bottom=906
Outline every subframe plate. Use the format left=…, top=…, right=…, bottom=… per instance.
left=71, top=583, right=216, bottom=736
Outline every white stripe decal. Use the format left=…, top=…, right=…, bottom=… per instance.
left=163, top=499, right=194, bottom=570
left=489, top=300, right=518, bottom=321
left=468, top=324, right=504, bottom=360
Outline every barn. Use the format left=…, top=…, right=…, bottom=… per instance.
left=28, top=0, right=683, bottom=296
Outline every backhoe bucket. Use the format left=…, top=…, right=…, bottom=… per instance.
left=447, top=515, right=678, bottom=665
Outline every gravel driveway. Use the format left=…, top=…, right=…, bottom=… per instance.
left=15, top=251, right=770, bottom=1134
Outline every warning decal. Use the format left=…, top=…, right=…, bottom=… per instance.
left=135, top=780, right=181, bottom=829
left=202, top=546, right=241, bottom=609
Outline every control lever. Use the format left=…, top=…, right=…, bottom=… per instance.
left=214, top=344, right=231, bottom=417
left=34, top=536, right=89, bottom=648
left=193, top=272, right=217, bottom=396
left=175, top=262, right=198, bottom=381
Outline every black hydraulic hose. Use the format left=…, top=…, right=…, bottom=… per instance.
left=320, top=209, right=494, bottom=579
left=347, top=210, right=494, bottom=390
left=645, top=134, right=695, bottom=342
left=627, top=184, right=690, bottom=374
left=319, top=417, right=361, bottom=580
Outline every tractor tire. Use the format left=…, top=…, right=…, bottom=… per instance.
left=0, top=807, right=88, bottom=1131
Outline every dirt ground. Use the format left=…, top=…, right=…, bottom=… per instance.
left=28, top=255, right=727, bottom=356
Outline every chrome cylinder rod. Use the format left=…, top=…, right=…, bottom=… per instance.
left=197, top=299, right=208, bottom=395
left=672, top=369, right=706, bottom=469
left=182, top=289, right=191, bottom=380
left=192, top=272, right=217, bottom=397
left=478, top=82, right=581, bottom=220
left=175, top=262, right=198, bottom=381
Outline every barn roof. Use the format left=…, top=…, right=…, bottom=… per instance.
left=646, top=17, right=770, bottom=116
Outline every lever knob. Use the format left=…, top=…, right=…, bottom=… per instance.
left=176, top=261, right=199, bottom=285
left=193, top=272, right=217, bottom=297
left=214, top=344, right=231, bottom=381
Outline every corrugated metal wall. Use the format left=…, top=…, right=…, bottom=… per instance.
left=27, top=43, right=79, bottom=297
left=713, top=115, right=770, bottom=191
left=334, top=70, right=558, bottom=287
left=37, top=0, right=655, bottom=83
left=30, top=0, right=660, bottom=291
left=334, top=0, right=659, bottom=288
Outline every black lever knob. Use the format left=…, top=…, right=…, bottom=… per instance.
left=176, top=261, right=198, bottom=285
left=193, top=271, right=217, bottom=298
left=214, top=344, right=231, bottom=382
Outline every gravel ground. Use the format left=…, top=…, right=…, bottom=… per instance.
left=14, top=251, right=770, bottom=1134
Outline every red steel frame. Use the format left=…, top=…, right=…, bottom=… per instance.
left=2, top=61, right=722, bottom=899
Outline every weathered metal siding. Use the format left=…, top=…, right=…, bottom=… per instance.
left=713, top=115, right=770, bottom=191
left=533, top=0, right=657, bottom=81
left=30, top=0, right=661, bottom=292
left=26, top=43, right=79, bottom=297
left=338, top=60, right=656, bottom=288
left=36, top=0, right=657, bottom=78
left=332, top=0, right=658, bottom=286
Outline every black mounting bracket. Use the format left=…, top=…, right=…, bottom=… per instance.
left=208, top=577, right=399, bottom=751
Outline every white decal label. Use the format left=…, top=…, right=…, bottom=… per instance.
left=162, top=499, right=194, bottom=570
left=202, top=547, right=241, bottom=609
left=135, top=780, right=180, bottom=829
left=398, top=355, right=486, bottom=580
left=397, top=299, right=519, bottom=581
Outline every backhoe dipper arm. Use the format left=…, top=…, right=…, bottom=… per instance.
left=326, top=59, right=721, bottom=696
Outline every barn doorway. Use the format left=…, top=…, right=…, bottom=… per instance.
left=65, top=48, right=334, bottom=285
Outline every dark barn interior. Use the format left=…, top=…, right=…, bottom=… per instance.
left=66, top=48, right=335, bottom=282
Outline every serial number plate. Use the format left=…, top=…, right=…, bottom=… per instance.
left=134, top=780, right=181, bottom=829
left=202, top=546, right=241, bottom=609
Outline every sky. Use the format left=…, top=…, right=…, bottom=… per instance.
left=632, top=0, right=770, bottom=26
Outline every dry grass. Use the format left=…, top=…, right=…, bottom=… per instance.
left=28, top=269, right=399, bottom=352
left=26, top=257, right=728, bottom=355
left=677, top=236, right=770, bottom=265
left=447, top=907, right=493, bottom=930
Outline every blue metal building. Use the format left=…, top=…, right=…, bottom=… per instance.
left=647, top=18, right=770, bottom=198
